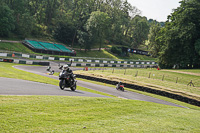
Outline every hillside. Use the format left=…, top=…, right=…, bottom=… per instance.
left=0, top=41, right=156, bottom=61
left=0, top=42, right=34, bottom=54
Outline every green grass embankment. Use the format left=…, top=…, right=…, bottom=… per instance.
left=0, top=42, right=34, bottom=53
left=1, top=95, right=200, bottom=132
left=76, top=49, right=118, bottom=59
left=0, top=42, right=156, bottom=61
left=76, top=49, right=155, bottom=61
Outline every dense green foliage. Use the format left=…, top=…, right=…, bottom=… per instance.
left=195, top=39, right=200, bottom=56
left=111, top=46, right=122, bottom=55
left=0, top=4, right=15, bottom=37
left=53, top=21, right=76, bottom=44
left=2, top=0, right=199, bottom=68
left=130, top=16, right=150, bottom=48
left=149, top=0, right=200, bottom=68
left=148, top=23, right=162, bottom=57
left=0, top=0, right=152, bottom=50
left=86, top=11, right=111, bottom=50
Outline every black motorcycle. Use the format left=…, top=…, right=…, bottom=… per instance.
left=59, top=70, right=77, bottom=91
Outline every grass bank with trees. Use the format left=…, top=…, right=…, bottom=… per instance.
left=0, top=42, right=156, bottom=61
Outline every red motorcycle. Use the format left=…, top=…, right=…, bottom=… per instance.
left=116, top=84, right=124, bottom=91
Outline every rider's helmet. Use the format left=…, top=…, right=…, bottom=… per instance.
left=63, top=65, right=69, bottom=70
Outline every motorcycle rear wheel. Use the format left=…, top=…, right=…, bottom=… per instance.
left=59, top=79, right=65, bottom=90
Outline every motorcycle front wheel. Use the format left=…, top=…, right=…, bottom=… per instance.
left=59, top=79, right=65, bottom=90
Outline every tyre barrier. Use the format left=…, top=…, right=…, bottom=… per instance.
left=76, top=74, right=200, bottom=107
left=0, top=58, right=49, bottom=66
left=1, top=59, right=14, bottom=63
left=0, top=52, right=157, bottom=67
left=38, top=62, right=50, bottom=66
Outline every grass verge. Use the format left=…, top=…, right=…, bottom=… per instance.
left=1, top=96, right=200, bottom=132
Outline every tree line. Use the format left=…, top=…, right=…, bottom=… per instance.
left=1, top=0, right=199, bottom=69
left=148, top=0, right=200, bottom=68
left=0, top=0, right=160, bottom=49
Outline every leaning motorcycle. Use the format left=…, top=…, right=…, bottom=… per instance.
left=116, top=84, right=124, bottom=91
left=59, top=70, right=77, bottom=91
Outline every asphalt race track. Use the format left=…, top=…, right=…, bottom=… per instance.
left=0, top=77, right=109, bottom=98
left=0, top=62, right=186, bottom=108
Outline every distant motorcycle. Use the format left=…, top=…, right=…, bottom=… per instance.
left=116, top=84, right=124, bottom=91
left=59, top=70, right=77, bottom=91
left=46, top=66, right=54, bottom=75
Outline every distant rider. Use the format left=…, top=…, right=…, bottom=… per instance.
left=116, top=81, right=122, bottom=88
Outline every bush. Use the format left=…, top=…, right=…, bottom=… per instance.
left=0, top=4, right=15, bottom=37
left=53, top=21, right=76, bottom=44
left=195, top=39, right=200, bottom=56
left=111, top=46, right=122, bottom=55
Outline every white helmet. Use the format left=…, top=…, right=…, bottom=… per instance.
left=63, top=65, right=69, bottom=70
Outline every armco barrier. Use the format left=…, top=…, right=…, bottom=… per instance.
left=76, top=74, right=200, bottom=107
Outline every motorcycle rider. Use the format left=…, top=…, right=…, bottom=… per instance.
left=116, top=81, right=122, bottom=89
left=47, top=66, right=51, bottom=71
left=116, top=81, right=124, bottom=91
left=61, top=65, right=75, bottom=83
